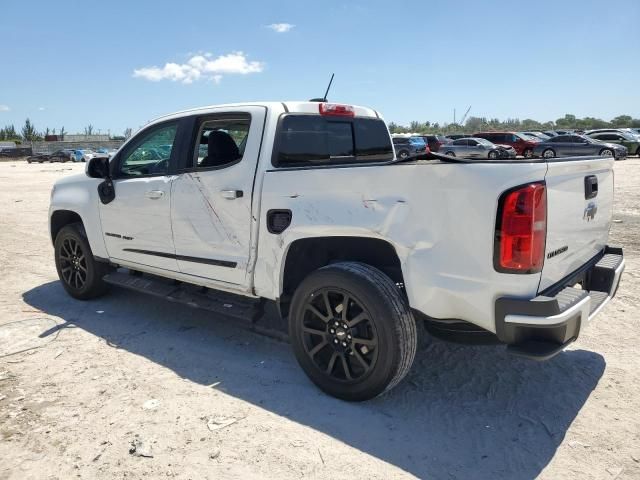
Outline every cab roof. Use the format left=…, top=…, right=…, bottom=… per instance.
left=150, top=101, right=381, bottom=125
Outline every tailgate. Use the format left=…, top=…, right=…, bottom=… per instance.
left=540, top=157, right=614, bottom=291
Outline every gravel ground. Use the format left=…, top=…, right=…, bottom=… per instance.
left=0, top=159, right=639, bottom=480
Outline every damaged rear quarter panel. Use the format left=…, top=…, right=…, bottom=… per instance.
left=253, top=161, right=547, bottom=333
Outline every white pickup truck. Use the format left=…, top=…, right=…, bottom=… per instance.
left=49, top=101, right=625, bottom=401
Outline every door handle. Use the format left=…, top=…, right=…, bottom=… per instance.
left=221, top=190, right=243, bottom=200
left=145, top=190, right=164, bottom=199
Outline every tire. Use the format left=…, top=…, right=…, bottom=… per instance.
left=599, top=148, right=614, bottom=157
left=636, top=147, right=640, bottom=157
left=523, top=148, right=533, bottom=158
left=289, top=262, right=417, bottom=401
left=542, top=148, right=556, bottom=159
left=398, top=150, right=410, bottom=159
left=54, top=223, right=111, bottom=300
left=488, top=150, right=499, bottom=159
left=444, top=151, right=455, bottom=156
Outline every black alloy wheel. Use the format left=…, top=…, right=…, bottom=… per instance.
left=54, top=223, right=111, bottom=300
left=301, top=287, right=379, bottom=383
left=289, top=262, right=417, bottom=401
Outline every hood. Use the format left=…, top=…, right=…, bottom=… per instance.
left=53, top=173, right=90, bottom=187
left=496, top=144, right=514, bottom=149
left=602, top=142, right=626, bottom=151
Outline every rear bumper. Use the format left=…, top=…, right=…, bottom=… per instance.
left=495, top=246, right=624, bottom=360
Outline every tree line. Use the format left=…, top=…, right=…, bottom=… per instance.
left=0, top=118, right=133, bottom=142
left=388, top=114, right=640, bottom=134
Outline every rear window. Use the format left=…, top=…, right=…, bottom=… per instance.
left=274, top=115, right=393, bottom=167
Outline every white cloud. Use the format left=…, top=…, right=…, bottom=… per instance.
left=133, top=52, right=264, bottom=84
left=0, top=105, right=9, bottom=112
left=38, top=107, right=45, bottom=111
left=267, top=23, right=294, bottom=33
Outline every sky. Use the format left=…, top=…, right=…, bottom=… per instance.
left=1, top=0, right=639, bottom=135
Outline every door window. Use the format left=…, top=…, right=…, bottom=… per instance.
left=119, top=123, right=178, bottom=176
left=194, top=116, right=251, bottom=169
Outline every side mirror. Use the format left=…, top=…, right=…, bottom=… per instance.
left=86, top=156, right=110, bottom=179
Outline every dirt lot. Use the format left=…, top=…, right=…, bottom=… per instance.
left=1, top=159, right=639, bottom=480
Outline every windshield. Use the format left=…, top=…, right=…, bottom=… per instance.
left=528, top=132, right=550, bottom=140
left=476, top=138, right=494, bottom=146
left=516, top=133, right=536, bottom=141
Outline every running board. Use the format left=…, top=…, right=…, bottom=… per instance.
left=103, top=270, right=287, bottom=341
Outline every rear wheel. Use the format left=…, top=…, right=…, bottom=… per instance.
left=523, top=148, right=533, bottom=158
left=444, top=151, right=455, bottom=157
left=398, top=150, right=410, bottom=159
left=54, top=223, right=111, bottom=300
left=542, top=148, right=556, bottom=158
left=289, top=262, right=417, bottom=401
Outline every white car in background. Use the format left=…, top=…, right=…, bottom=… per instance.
left=80, top=150, right=98, bottom=162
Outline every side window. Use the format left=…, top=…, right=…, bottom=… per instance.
left=194, top=116, right=251, bottom=169
left=119, top=123, right=178, bottom=176
left=452, top=139, right=466, bottom=146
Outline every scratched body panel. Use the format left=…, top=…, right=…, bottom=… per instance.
left=253, top=161, right=548, bottom=333
left=170, top=105, right=266, bottom=286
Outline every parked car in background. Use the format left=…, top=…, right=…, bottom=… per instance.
left=543, top=131, right=559, bottom=137
left=414, top=134, right=450, bottom=152
left=27, top=149, right=74, bottom=163
left=520, top=131, right=551, bottom=141
left=533, top=134, right=627, bottom=159
left=441, top=137, right=507, bottom=159
left=588, top=131, right=640, bottom=156
left=472, top=131, right=538, bottom=158
left=586, top=128, right=640, bottom=139
left=27, top=152, right=51, bottom=163
left=392, top=136, right=429, bottom=159
left=445, top=133, right=469, bottom=140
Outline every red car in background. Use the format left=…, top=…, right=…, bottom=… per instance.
left=472, top=131, right=539, bottom=158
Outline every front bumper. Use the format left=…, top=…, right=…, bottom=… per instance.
left=495, top=246, right=625, bottom=360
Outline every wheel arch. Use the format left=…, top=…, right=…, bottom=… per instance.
left=50, top=209, right=84, bottom=245
left=278, top=236, right=405, bottom=318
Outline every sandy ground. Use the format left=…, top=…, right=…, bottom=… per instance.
left=0, top=159, right=639, bottom=480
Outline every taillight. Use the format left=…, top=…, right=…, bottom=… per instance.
left=318, top=103, right=355, bottom=117
left=494, top=182, right=546, bottom=273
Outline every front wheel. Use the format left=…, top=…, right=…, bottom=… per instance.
left=488, top=150, right=499, bottom=159
left=397, top=150, right=410, bottom=159
left=444, top=151, right=455, bottom=157
left=54, top=223, right=111, bottom=300
left=289, top=262, right=417, bottom=401
left=599, top=148, right=614, bottom=157
left=523, top=148, right=533, bottom=158
left=542, top=148, right=556, bottom=158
